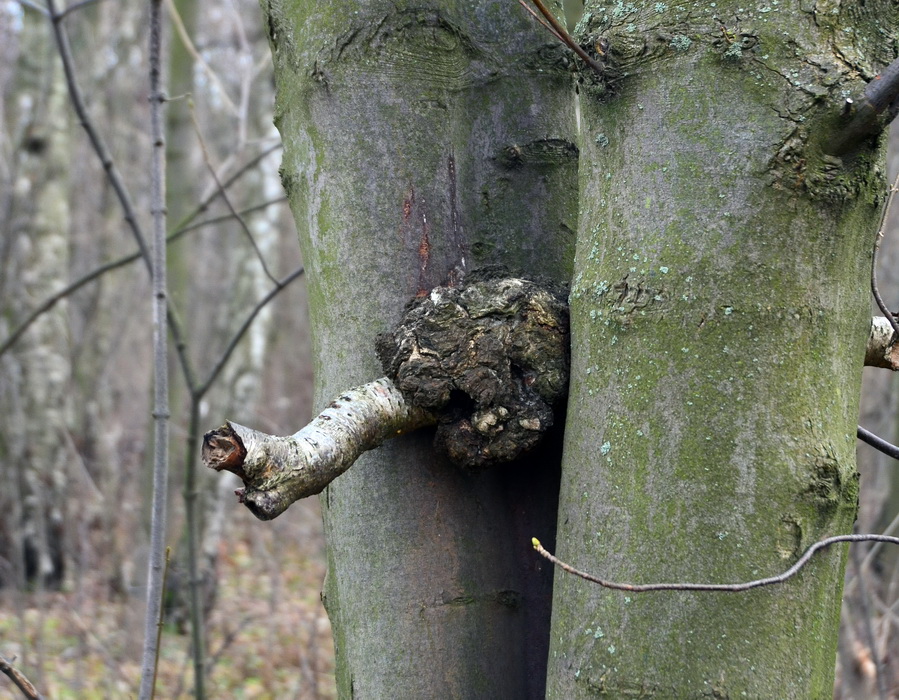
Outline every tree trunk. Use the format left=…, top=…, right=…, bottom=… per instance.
left=0, top=8, right=73, bottom=592
left=547, top=2, right=893, bottom=696
left=262, top=0, right=577, bottom=695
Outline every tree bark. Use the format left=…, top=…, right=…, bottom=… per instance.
left=262, top=0, right=577, bottom=695
left=0, top=8, right=73, bottom=591
left=547, top=2, right=894, bottom=696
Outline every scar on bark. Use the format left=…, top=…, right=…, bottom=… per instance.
left=202, top=268, right=570, bottom=520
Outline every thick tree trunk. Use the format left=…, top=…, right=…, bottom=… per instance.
left=262, top=0, right=577, bottom=694
left=547, top=2, right=894, bottom=696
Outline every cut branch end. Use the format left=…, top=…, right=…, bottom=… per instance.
left=202, top=423, right=248, bottom=479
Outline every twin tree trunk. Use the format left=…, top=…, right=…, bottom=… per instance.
left=262, top=0, right=893, bottom=696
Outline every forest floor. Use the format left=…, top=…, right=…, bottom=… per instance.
left=0, top=498, right=335, bottom=699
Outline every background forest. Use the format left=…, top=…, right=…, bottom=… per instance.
left=0, top=0, right=898, bottom=697
left=1, top=0, right=330, bottom=696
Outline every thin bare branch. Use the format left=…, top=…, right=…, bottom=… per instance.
left=1, top=256, right=128, bottom=357
left=44, top=0, right=196, bottom=389
left=857, top=426, right=899, bottom=461
left=46, top=0, right=150, bottom=265
left=190, top=106, right=279, bottom=285
left=872, top=171, right=899, bottom=339
left=162, top=0, right=238, bottom=115
left=521, top=0, right=606, bottom=76
left=57, top=0, right=103, bottom=20
left=532, top=534, right=899, bottom=593
left=178, top=142, right=281, bottom=232
left=0, top=196, right=285, bottom=359
left=828, top=56, right=899, bottom=156
left=197, top=266, right=305, bottom=397
left=0, top=652, right=43, bottom=700
left=139, top=1, right=171, bottom=696
left=43, top=0, right=281, bottom=396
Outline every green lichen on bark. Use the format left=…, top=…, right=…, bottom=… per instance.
left=547, top=0, right=895, bottom=697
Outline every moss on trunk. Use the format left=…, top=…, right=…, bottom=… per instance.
left=547, top=1, right=894, bottom=697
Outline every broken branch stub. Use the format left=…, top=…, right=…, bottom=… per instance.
left=202, top=272, right=570, bottom=519
left=866, top=316, right=899, bottom=370
left=202, top=379, right=436, bottom=519
left=377, top=270, right=570, bottom=469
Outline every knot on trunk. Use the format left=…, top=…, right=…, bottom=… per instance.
left=377, top=268, right=570, bottom=469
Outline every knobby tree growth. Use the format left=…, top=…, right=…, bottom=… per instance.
left=205, top=0, right=899, bottom=696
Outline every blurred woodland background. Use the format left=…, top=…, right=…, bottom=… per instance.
left=1, top=0, right=330, bottom=696
left=0, top=0, right=898, bottom=697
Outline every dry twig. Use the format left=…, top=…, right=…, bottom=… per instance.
left=0, top=653, right=42, bottom=700
left=532, top=534, right=899, bottom=593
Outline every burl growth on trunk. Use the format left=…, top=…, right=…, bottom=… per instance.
left=377, top=267, right=569, bottom=469
left=203, top=268, right=570, bottom=519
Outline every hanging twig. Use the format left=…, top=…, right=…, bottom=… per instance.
left=871, top=171, right=899, bottom=339
left=532, top=534, right=899, bottom=593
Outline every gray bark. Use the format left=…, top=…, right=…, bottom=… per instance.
left=547, top=1, right=894, bottom=697
left=262, top=0, right=577, bottom=695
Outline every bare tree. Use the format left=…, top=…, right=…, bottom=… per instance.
left=206, top=0, right=899, bottom=696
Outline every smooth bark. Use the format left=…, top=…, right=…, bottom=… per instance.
left=548, top=2, right=894, bottom=696
left=262, top=0, right=577, bottom=694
